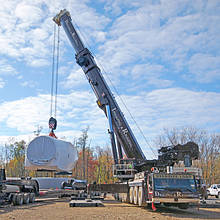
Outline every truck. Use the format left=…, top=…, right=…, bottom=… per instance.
left=0, top=168, right=39, bottom=206
left=53, top=9, right=200, bottom=210
left=207, top=184, right=220, bottom=198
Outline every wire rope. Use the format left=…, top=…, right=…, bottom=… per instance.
left=54, top=26, right=60, bottom=119
left=50, top=23, right=56, bottom=117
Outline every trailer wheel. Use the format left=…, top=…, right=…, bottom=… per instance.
left=178, top=203, right=189, bottom=209
left=138, top=186, right=144, bottom=207
left=129, top=187, right=134, bottom=204
left=16, top=194, right=24, bottom=206
left=61, top=181, right=67, bottom=189
left=29, top=193, right=35, bottom=203
left=12, top=194, right=17, bottom=206
left=134, top=186, right=138, bottom=205
left=122, top=193, right=129, bottom=203
left=23, top=193, right=30, bottom=204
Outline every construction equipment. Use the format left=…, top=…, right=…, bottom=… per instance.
left=0, top=168, right=38, bottom=206
left=53, top=9, right=200, bottom=209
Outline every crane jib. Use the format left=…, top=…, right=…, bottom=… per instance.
left=53, top=9, right=146, bottom=163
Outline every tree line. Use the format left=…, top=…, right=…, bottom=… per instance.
left=0, top=127, right=219, bottom=185
left=0, top=128, right=115, bottom=184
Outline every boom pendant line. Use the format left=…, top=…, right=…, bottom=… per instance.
left=50, top=23, right=56, bottom=118
left=49, top=24, right=60, bottom=135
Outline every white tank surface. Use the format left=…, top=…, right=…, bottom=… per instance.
left=25, top=136, right=78, bottom=172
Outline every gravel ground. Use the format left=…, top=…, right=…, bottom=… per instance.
left=1, top=195, right=220, bottom=220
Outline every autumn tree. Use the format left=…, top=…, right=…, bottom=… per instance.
left=94, top=146, right=115, bottom=184
left=4, top=140, right=26, bottom=177
left=72, top=127, right=91, bottom=180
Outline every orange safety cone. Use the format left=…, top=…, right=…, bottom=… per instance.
left=152, top=202, right=157, bottom=211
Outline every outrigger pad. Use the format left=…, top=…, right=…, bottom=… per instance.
left=69, top=199, right=104, bottom=207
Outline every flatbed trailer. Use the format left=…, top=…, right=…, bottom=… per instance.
left=0, top=169, right=39, bottom=206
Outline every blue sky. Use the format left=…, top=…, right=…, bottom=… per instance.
left=0, top=0, right=219, bottom=159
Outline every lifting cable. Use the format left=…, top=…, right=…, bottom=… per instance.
left=54, top=26, right=60, bottom=119
left=49, top=23, right=60, bottom=131
left=50, top=23, right=56, bottom=118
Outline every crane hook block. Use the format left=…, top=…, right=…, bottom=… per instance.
left=49, top=117, right=57, bottom=130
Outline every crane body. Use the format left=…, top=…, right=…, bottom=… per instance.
left=53, top=10, right=201, bottom=209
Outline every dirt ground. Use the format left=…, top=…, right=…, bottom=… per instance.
left=1, top=195, right=220, bottom=220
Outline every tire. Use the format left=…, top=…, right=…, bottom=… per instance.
left=138, top=186, right=144, bottom=207
left=129, top=187, right=134, bottom=204
left=164, top=203, right=172, bottom=207
left=23, top=193, right=30, bottom=204
left=218, top=192, right=220, bottom=199
left=133, top=186, right=138, bottom=205
left=12, top=194, right=17, bottom=206
left=61, top=182, right=67, bottom=189
left=16, top=194, right=24, bottom=206
left=178, top=203, right=189, bottom=209
left=122, top=193, right=129, bottom=203
left=114, top=193, right=118, bottom=201
left=29, top=193, right=35, bottom=203
left=147, top=203, right=152, bottom=209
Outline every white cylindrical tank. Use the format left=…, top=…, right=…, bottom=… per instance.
left=25, top=136, right=78, bottom=172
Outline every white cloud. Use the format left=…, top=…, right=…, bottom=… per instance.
left=0, top=95, right=49, bottom=133
left=15, top=3, right=43, bottom=24
left=0, top=134, right=35, bottom=147
left=0, top=91, right=108, bottom=143
left=0, top=0, right=219, bottom=160
left=0, top=87, right=219, bottom=158
left=61, top=67, right=87, bottom=89
left=20, top=80, right=38, bottom=88
left=116, top=88, right=220, bottom=148
left=97, top=1, right=220, bottom=84
left=189, top=54, right=220, bottom=83
left=92, top=31, right=106, bottom=42
left=0, top=0, right=110, bottom=69
left=131, top=63, right=173, bottom=88
left=0, top=60, right=18, bottom=76
left=0, top=78, right=5, bottom=89
left=32, top=28, right=49, bottom=41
